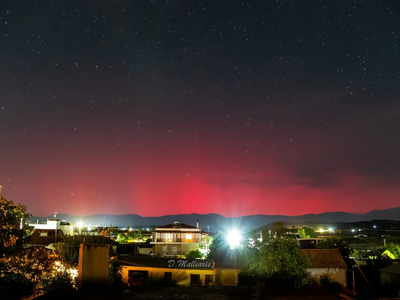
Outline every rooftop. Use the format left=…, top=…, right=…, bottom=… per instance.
left=300, top=249, right=347, bottom=269
left=379, top=262, right=400, bottom=275
left=156, top=221, right=198, bottom=230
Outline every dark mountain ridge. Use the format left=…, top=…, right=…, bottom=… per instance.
left=28, top=207, right=400, bottom=232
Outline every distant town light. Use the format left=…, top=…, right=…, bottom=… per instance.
left=77, top=222, right=83, bottom=228
left=328, top=228, right=333, bottom=233
left=373, top=225, right=376, bottom=229
left=351, top=229, right=355, bottom=232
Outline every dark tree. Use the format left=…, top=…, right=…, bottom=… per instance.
left=317, top=237, right=351, bottom=259
left=241, top=222, right=310, bottom=288
left=0, top=195, right=31, bottom=256
left=206, top=232, right=227, bottom=259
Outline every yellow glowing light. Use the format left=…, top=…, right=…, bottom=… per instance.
left=68, top=268, right=78, bottom=279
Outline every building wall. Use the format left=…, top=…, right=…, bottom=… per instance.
left=121, top=266, right=214, bottom=286
left=59, top=225, right=74, bottom=235
left=78, top=244, right=110, bottom=289
left=307, top=268, right=346, bottom=286
left=139, top=248, right=152, bottom=255
left=215, top=268, right=239, bottom=286
left=29, top=220, right=75, bottom=236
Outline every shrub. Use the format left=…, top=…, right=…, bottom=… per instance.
left=318, top=273, right=343, bottom=293
left=0, top=273, right=36, bottom=300
left=109, top=258, right=123, bottom=289
left=41, top=271, right=76, bottom=293
left=185, top=249, right=204, bottom=259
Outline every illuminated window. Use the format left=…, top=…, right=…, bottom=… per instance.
left=186, top=233, right=192, bottom=240
left=40, top=232, right=48, bottom=237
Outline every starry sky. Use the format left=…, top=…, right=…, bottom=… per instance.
left=1, top=0, right=399, bottom=218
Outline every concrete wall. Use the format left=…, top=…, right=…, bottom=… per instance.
left=307, top=268, right=346, bottom=286
left=78, top=244, right=110, bottom=289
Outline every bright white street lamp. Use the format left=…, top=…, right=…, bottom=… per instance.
left=77, top=222, right=83, bottom=235
left=226, top=229, right=242, bottom=249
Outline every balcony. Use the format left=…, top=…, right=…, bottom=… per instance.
left=154, top=238, right=201, bottom=243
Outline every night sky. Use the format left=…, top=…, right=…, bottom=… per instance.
left=1, top=0, right=399, bottom=218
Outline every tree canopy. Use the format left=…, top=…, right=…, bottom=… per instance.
left=0, top=195, right=31, bottom=256
left=206, top=232, right=227, bottom=259
left=376, top=243, right=400, bottom=259
left=241, top=222, right=310, bottom=288
left=0, top=196, right=51, bottom=299
left=298, top=225, right=317, bottom=238
left=316, top=237, right=351, bottom=259
left=185, top=249, right=204, bottom=259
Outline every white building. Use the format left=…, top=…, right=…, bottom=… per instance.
left=150, top=220, right=208, bottom=256
left=29, top=218, right=75, bottom=236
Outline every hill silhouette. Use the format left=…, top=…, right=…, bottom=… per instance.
left=28, top=206, right=400, bottom=232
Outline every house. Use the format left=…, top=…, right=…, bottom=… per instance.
left=151, top=220, right=208, bottom=256
left=29, top=218, right=75, bottom=236
left=26, top=229, right=65, bottom=249
left=118, top=255, right=238, bottom=287
left=118, top=256, right=214, bottom=286
left=300, top=249, right=347, bottom=286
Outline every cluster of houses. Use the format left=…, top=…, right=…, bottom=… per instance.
left=25, top=218, right=400, bottom=291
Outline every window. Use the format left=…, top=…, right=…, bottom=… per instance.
left=186, top=233, right=192, bottom=240
left=128, top=270, right=148, bottom=279
left=205, top=275, right=213, bottom=285
left=166, top=234, right=172, bottom=242
left=40, top=232, right=48, bottom=237
left=128, top=270, right=148, bottom=287
left=190, top=274, right=201, bottom=286
left=164, top=272, right=172, bottom=280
